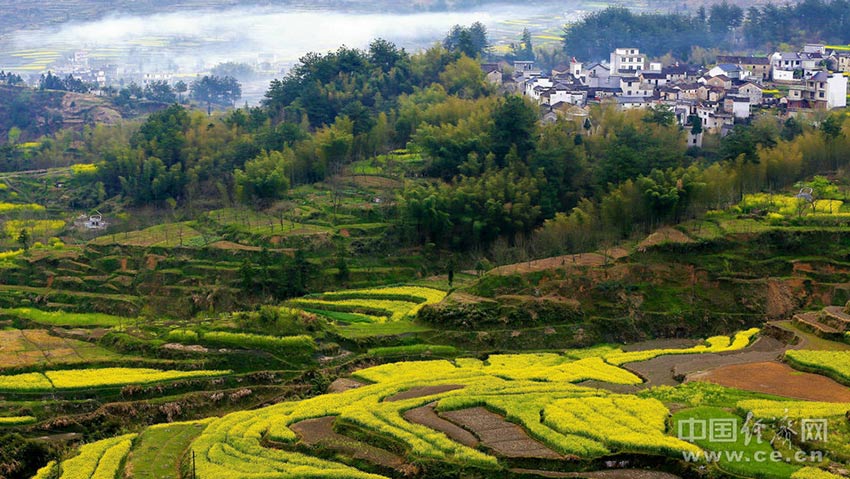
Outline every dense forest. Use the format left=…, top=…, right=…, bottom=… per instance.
left=1, top=30, right=849, bottom=264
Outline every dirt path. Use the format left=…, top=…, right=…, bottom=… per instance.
left=403, top=403, right=479, bottom=447
left=771, top=320, right=850, bottom=351
left=510, top=468, right=682, bottom=479
left=290, top=416, right=407, bottom=470
left=623, top=336, right=788, bottom=387
left=440, top=407, right=562, bottom=459
left=688, top=361, right=850, bottom=402
left=385, top=385, right=464, bottom=402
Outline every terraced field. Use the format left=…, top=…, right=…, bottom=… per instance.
left=41, top=329, right=843, bottom=479
left=0, top=367, right=231, bottom=392
left=0, top=329, right=120, bottom=368
left=288, top=285, right=448, bottom=323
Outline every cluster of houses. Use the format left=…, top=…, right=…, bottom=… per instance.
left=484, top=45, right=849, bottom=146
left=26, top=50, right=288, bottom=93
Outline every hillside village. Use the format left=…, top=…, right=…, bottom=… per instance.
left=492, top=44, right=849, bottom=146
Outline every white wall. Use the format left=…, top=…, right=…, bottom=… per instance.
left=732, top=100, right=750, bottom=119
left=773, top=69, right=795, bottom=82
left=827, top=74, right=848, bottom=109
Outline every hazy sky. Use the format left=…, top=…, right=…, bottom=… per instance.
left=8, top=4, right=565, bottom=67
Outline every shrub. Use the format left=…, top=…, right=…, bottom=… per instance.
left=367, top=344, right=458, bottom=357
left=167, top=329, right=199, bottom=343
left=792, top=467, right=845, bottom=479
left=202, top=331, right=315, bottom=361
left=31, top=460, right=57, bottom=479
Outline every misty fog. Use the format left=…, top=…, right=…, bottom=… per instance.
left=1, top=4, right=578, bottom=103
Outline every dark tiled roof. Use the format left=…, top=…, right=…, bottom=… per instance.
left=717, top=55, right=770, bottom=65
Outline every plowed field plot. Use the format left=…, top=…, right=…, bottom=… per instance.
left=490, top=253, right=610, bottom=275
left=0, top=329, right=118, bottom=368
left=290, top=416, right=407, bottom=471
left=403, top=404, right=479, bottom=448
left=440, top=407, right=562, bottom=459
left=688, top=361, right=850, bottom=402
left=625, top=336, right=787, bottom=387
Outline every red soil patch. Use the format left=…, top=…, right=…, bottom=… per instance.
left=144, top=255, right=160, bottom=269
left=623, top=336, right=788, bottom=388
left=384, top=384, right=464, bottom=402
left=490, top=253, right=610, bottom=275
left=208, top=241, right=295, bottom=254
left=403, top=404, right=479, bottom=448
left=290, top=416, right=407, bottom=471
left=689, top=361, right=850, bottom=402
left=605, top=247, right=630, bottom=260
left=636, top=227, right=694, bottom=252
left=208, top=240, right=264, bottom=251
left=52, top=327, right=110, bottom=340
left=765, top=278, right=802, bottom=319
left=440, top=407, right=562, bottom=459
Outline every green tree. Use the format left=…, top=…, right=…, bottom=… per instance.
left=235, top=150, right=291, bottom=207
left=17, top=229, right=30, bottom=251
left=512, top=28, right=535, bottom=61
left=709, top=0, right=744, bottom=35
left=38, top=72, right=65, bottom=90
left=820, top=114, right=845, bottom=140
left=438, top=55, right=490, bottom=99
left=174, top=80, right=188, bottom=103
left=490, top=95, right=538, bottom=165
left=7, top=127, right=21, bottom=145
left=191, top=75, right=242, bottom=114
left=643, top=105, right=676, bottom=126
left=443, top=23, right=489, bottom=58
left=335, top=255, right=350, bottom=283
left=210, top=62, right=255, bottom=80
left=810, top=175, right=838, bottom=203
left=143, top=80, right=176, bottom=103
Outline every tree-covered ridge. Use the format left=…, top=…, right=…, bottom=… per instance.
left=3, top=32, right=847, bottom=258
left=563, top=0, right=850, bottom=61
